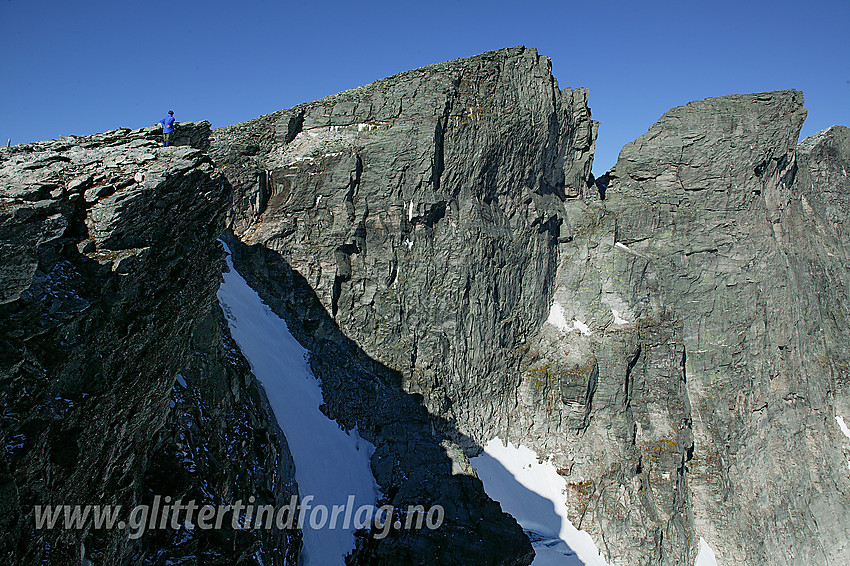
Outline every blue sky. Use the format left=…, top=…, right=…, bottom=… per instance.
left=1, top=0, right=848, bottom=175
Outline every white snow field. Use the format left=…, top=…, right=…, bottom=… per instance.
left=217, top=243, right=378, bottom=565
left=836, top=415, right=850, bottom=440
left=471, top=438, right=613, bottom=566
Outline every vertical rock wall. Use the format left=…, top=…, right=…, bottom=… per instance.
left=212, top=46, right=596, bottom=445
left=211, top=46, right=596, bottom=565
left=518, top=92, right=850, bottom=565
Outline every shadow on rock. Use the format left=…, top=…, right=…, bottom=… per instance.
left=223, top=234, right=539, bottom=566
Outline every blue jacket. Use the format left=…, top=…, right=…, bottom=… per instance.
left=160, top=115, right=175, bottom=133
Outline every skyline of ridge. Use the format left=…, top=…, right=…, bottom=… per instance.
left=2, top=0, right=848, bottom=175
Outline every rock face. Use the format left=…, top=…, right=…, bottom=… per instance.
left=607, top=96, right=850, bottom=566
left=212, top=44, right=595, bottom=447
left=0, top=125, right=299, bottom=564
left=521, top=92, right=849, bottom=565
left=210, top=46, right=595, bottom=564
left=2, top=47, right=848, bottom=566
left=212, top=49, right=850, bottom=566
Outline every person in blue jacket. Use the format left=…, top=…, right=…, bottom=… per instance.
left=159, top=110, right=176, bottom=146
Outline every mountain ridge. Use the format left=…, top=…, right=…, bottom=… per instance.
left=1, top=47, right=848, bottom=565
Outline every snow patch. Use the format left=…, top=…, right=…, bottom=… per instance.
left=695, top=537, right=719, bottom=566
left=836, top=416, right=850, bottom=440
left=408, top=201, right=415, bottom=222
left=611, top=309, right=629, bottom=325
left=614, top=242, right=631, bottom=252
left=405, top=238, right=413, bottom=250
left=471, top=438, right=613, bottom=566
left=573, top=319, right=592, bottom=336
left=217, top=243, right=378, bottom=566
left=546, top=302, right=592, bottom=336
left=546, top=302, right=571, bottom=332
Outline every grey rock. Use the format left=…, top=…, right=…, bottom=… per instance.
left=213, top=46, right=596, bottom=444
left=523, top=91, right=849, bottom=565
left=67, top=173, right=93, bottom=192
left=211, top=46, right=593, bottom=565
left=3, top=47, right=848, bottom=566
left=213, top=55, right=850, bottom=566
left=83, top=183, right=113, bottom=203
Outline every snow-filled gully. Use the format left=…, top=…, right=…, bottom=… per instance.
left=217, top=243, right=378, bottom=565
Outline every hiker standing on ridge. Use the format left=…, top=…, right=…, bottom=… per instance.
left=159, top=110, right=176, bottom=147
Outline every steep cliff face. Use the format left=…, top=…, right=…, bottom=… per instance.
left=0, top=125, right=298, bottom=564
left=520, top=92, right=849, bottom=565
left=210, top=46, right=596, bottom=564
left=212, top=44, right=595, bottom=447
left=605, top=95, right=849, bottom=566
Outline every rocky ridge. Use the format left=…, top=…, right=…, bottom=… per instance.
left=1, top=46, right=848, bottom=566
left=0, top=124, right=299, bottom=564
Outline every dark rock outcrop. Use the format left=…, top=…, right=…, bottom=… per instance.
left=0, top=124, right=298, bottom=564
left=135, top=303, right=300, bottom=566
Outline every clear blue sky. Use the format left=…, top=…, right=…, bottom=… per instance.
left=1, top=0, right=848, bottom=175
